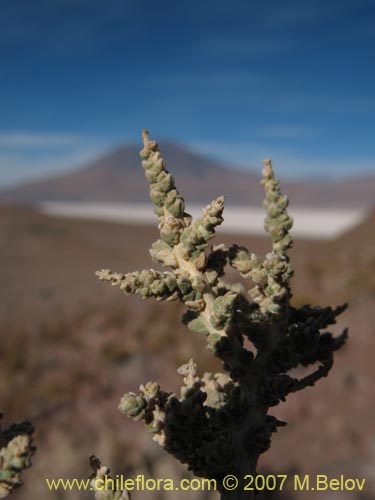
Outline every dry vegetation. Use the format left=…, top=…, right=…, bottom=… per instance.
left=0, top=204, right=374, bottom=499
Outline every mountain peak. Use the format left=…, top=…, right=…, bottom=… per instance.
left=0, top=141, right=373, bottom=209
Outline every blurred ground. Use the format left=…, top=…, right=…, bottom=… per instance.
left=0, top=204, right=374, bottom=500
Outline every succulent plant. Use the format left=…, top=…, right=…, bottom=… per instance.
left=89, top=456, right=132, bottom=500
left=96, top=130, right=348, bottom=499
left=0, top=414, right=35, bottom=498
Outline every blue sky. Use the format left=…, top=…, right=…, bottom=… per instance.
left=0, top=0, right=374, bottom=186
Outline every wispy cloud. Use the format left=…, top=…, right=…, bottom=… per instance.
left=0, top=131, right=95, bottom=148
left=0, top=130, right=120, bottom=188
left=198, top=36, right=297, bottom=59
left=0, top=148, right=103, bottom=187
left=147, top=70, right=262, bottom=93
left=257, top=125, right=315, bottom=140
left=0, top=0, right=139, bottom=55
left=261, top=0, right=340, bottom=28
left=187, top=140, right=374, bottom=178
